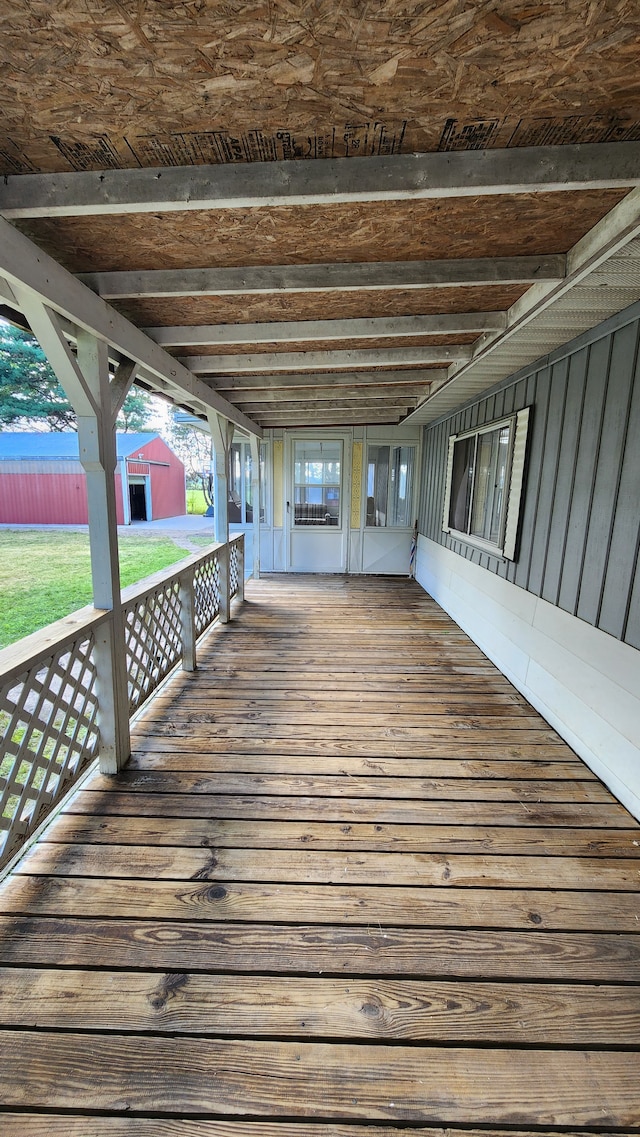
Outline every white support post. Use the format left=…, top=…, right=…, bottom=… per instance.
left=218, top=544, right=230, bottom=625
left=92, top=619, right=129, bottom=774
left=15, top=292, right=138, bottom=774
left=207, top=412, right=234, bottom=544
left=236, top=535, right=245, bottom=602
left=213, top=448, right=228, bottom=543
left=250, top=434, right=261, bottom=580
left=76, top=331, right=132, bottom=773
left=179, top=567, right=197, bottom=671
left=120, top=457, right=131, bottom=525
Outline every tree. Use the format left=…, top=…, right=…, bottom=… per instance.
left=0, top=319, right=155, bottom=432
left=166, top=419, right=212, bottom=481
left=0, top=322, right=76, bottom=430
left=166, top=418, right=214, bottom=510
left=116, top=386, right=155, bottom=432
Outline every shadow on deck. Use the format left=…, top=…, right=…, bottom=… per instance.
left=1, top=574, right=639, bottom=1133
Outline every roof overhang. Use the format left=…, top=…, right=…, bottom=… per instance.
left=405, top=186, right=640, bottom=424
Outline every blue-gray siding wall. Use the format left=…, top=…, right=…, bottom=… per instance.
left=418, top=303, right=640, bottom=650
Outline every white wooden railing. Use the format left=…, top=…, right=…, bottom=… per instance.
left=0, top=534, right=244, bottom=872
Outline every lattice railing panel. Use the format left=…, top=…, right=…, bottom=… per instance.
left=229, top=540, right=240, bottom=598
left=0, top=633, right=99, bottom=870
left=193, top=550, right=222, bottom=635
left=123, top=580, right=182, bottom=713
left=1, top=538, right=245, bottom=872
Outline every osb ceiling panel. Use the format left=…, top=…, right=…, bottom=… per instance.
left=114, top=286, right=529, bottom=326
left=1, top=1, right=640, bottom=176
left=15, top=191, right=628, bottom=272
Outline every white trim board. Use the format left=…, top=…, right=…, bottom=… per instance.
left=415, top=535, right=640, bottom=822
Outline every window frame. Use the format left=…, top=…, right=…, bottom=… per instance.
left=258, top=440, right=269, bottom=527
left=442, top=408, right=530, bottom=560
left=292, top=438, right=343, bottom=528
left=365, top=441, right=417, bottom=529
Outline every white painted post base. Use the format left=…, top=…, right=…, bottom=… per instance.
left=179, top=568, right=197, bottom=671
left=93, top=616, right=130, bottom=775
left=237, top=536, right=245, bottom=602
left=219, top=546, right=230, bottom=624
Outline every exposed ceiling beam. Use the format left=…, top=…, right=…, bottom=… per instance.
left=1, top=143, right=638, bottom=219
left=223, top=383, right=430, bottom=404
left=0, top=217, right=261, bottom=437
left=78, top=255, right=565, bottom=298
left=255, top=407, right=407, bottom=425
left=240, top=398, right=411, bottom=415
left=181, top=346, right=472, bottom=374
left=144, top=312, right=506, bottom=346
left=209, top=368, right=447, bottom=390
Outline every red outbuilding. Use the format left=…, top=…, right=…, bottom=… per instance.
left=0, top=431, right=186, bottom=525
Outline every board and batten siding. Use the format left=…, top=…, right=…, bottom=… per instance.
left=416, top=301, right=640, bottom=820
left=419, top=305, right=640, bottom=650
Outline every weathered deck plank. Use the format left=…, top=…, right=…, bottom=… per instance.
left=6, top=1127, right=635, bottom=1137
left=1, top=917, right=638, bottom=980
left=1, top=968, right=639, bottom=1043
left=40, top=813, right=640, bottom=856
left=87, top=770, right=610, bottom=799
left=0, top=574, right=639, bottom=1134
left=18, top=842, right=640, bottom=890
left=4, top=874, right=638, bottom=929
left=64, top=790, right=633, bottom=825
left=1, top=1033, right=639, bottom=1124
left=122, top=753, right=594, bottom=777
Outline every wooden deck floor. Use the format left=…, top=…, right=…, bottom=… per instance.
left=1, top=574, right=640, bottom=1135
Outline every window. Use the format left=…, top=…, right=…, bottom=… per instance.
left=293, top=439, right=342, bottom=526
left=225, top=440, right=268, bottom=525
left=442, top=409, right=530, bottom=559
left=366, top=444, right=416, bottom=527
left=259, top=441, right=268, bottom=524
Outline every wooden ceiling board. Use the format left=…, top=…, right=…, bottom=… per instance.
left=14, top=191, right=628, bottom=273
left=112, top=286, right=531, bottom=326
left=1, top=1, right=640, bottom=176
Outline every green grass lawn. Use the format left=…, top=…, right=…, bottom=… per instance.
left=186, top=487, right=208, bottom=514
left=0, top=529, right=197, bottom=649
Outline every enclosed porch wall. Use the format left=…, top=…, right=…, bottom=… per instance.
left=257, top=424, right=421, bottom=576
